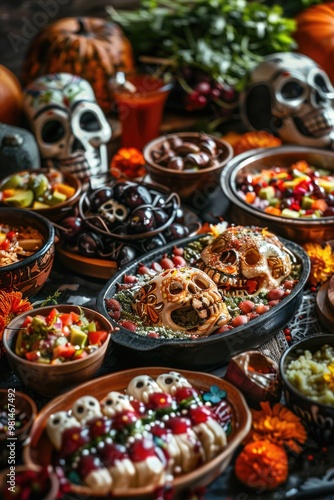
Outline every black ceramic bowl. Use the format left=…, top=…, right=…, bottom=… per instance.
left=97, top=233, right=310, bottom=371
left=0, top=207, right=55, bottom=297
left=279, top=334, right=334, bottom=443
left=221, top=145, right=334, bottom=243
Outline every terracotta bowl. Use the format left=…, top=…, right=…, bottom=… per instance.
left=0, top=168, right=82, bottom=222
left=279, top=334, right=334, bottom=443
left=143, top=132, right=233, bottom=204
left=0, top=207, right=55, bottom=297
left=0, top=389, right=37, bottom=468
left=221, top=145, right=334, bottom=243
left=23, top=367, right=251, bottom=499
left=3, top=305, right=114, bottom=398
left=0, top=464, right=59, bottom=500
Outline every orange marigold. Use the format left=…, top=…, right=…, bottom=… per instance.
left=247, top=401, right=307, bottom=454
left=0, top=290, right=33, bottom=343
left=233, top=131, right=282, bottom=156
left=303, top=243, right=334, bottom=287
left=110, top=147, right=146, bottom=179
left=235, top=440, right=288, bottom=491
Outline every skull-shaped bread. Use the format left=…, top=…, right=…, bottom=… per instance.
left=101, top=391, right=136, bottom=418
left=46, top=411, right=81, bottom=450
left=23, top=73, right=112, bottom=183
left=240, top=52, right=334, bottom=148
left=197, top=226, right=292, bottom=297
left=72, top=395, right=102, bottom=425
left=156, top=371, right=193, bottom=396
left=126, top=375, right=163, bottom=403
left=131, top=267, right=230, bottom=337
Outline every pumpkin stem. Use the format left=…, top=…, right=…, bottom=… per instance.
left=76, top=18, right=87, bottom=35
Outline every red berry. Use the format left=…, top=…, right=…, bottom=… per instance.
left=88, top=417, right=111, bottom=438
left=189, top=405, right=212, bottom=424
left=128, top=438, right=156, bottom=461
left=160, top=256, right=175, bottom=269
left=172, top=255, right=187, bottom=267
left=147, top=392, right=174, bottom=410
left=266, top=288, right=285, bottom=301
left=151, top=261, right=163, bottom=272
left=60, top=427, right=90, bottom=457
left=123, top=274, right=137, bottom=284
left=120, top=320, right=137, bottom=332
left=113, top=410, right=138, bottom=430
left=255, top=304, right=270, bottom=315
left=238, top=300, right=255, bottom=314
left=99, top=443, right=128, bottom=466
left=231, top=315, right=249, bottom=327
left=172, top=246, right=184, bottom=256
left=174, top=386, right=200, bottom=404
left=77, top=455, right=103, bottom=477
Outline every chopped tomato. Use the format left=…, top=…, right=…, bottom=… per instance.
left=59, top=313, right=73, bottom=326
left=45, top=308, right=59, bottom=325
left=21, top=315, right=33, bottom=328
left=70, top=311, right=80, bottom=323
left=88, top=330, right=108, bottom=346
left=25, top=351, right=40, bottom=361
left=53, top=344, right=76, bottom=359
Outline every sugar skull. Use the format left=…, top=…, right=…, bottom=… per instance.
left=23, top=73, right=112, bottom=183
left=240, top=52, right=334, bottom=148
left=126, top=375, right=162, bottom=403
left=132, top=267, right=230, bottom=337
left=197, top=226, right=292, bottom=297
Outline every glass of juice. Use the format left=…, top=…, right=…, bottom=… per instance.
left=110, top=71, right=173, bottom=150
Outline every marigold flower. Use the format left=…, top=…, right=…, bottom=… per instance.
left=303, top=242, right=334, bottom=287
left=233, top=131, right=282, bottom=156
left=235, top=440, right=288, bottom=490
left=110, top=147, right=146, bottom=179
left=247, top=401, right=307, bottom=454
left=323, top=363, right=334, bottom=392
left=0, top=290, right=33, bottom=343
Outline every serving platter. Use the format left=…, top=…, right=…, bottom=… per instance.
left=23, top=367, right=251, bottom=499
left=97, top=232, right=311, bottom=371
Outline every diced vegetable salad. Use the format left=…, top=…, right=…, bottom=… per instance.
left=236, top=160, right=334, bottom=218
left=15, top=308, right=109, bottom=364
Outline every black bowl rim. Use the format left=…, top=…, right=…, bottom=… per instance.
left=143, top=132, right=234, bottom=176
left=97, top=231, right=311, bottom=351
left=221, top=145, right=334, bottom=226
left=279, top=333, right=334, bottom=410
left=0, top=207, right=55, bottom=271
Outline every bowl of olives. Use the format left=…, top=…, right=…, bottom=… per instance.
left=56, top=179, right=201, bottom=276
left=143, top=132, right=233, bottom=204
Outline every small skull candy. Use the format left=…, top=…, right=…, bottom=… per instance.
left=72, top=395, right=102, bottom=425
left=197, top=226, right=292, bottom=296
left=23, top=73, right=112, bottom=183
left=241, top=52, right=334, bottom=148
left=46, top=411, right=80, bottom=450
left=131, top=267, right=231, bottom=337
left=156, top=371, right=193, bottom=396
left=126, top=375, right=163, bottom=403
left=101, top=391, right=135, bottom=418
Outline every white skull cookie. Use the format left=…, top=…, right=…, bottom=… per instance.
left=197, top=226, right=292, bottom=297
left=131, top=267, right=230, bottom=337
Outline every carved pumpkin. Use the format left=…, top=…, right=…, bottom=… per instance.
left=21, top=17, right=134, bottom=113
left=0, top=65, right=23, bottom=126
left=294, top=3, right=334, bottom=85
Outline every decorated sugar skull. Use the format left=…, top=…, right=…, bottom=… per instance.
left=156, top=371, right=193, bottom=396
left=132, top=267, right=231, bottom=337
left=98, top=199, right=128, bottom=224
left=240, top=52, right=334, bottom=148
left=197, top=226, right=292, bottom=297
left=71, top=395, right=102, bottom=424
left=101, top=391, right=135, bottom=418
left=23, top=73, right=112, bottom=182
left=46, top=411, right=80, bottom=450
left=126, top=375, right=163, bottom=403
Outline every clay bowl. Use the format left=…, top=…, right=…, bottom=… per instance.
left=143, top=132, right=233, bottom=204
left=0, top=464, right=59, bottom=500
left=0, top=168, right=82, bottom=222
left=221, top=145, right=334, bottom=243
left=23, top=367, right=251, bottom=499
left=279, top=333, right=334, bottom=443
left=0, top=389, right=37, bottom=468
left=97, top=232, right=310, bottom=371
left=0, top=207, right=55, bottom=297
left=3, top=305, right=114, bottom=398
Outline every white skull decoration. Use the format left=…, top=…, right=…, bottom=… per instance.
left=156, top=371, right=193, bottom=396
left=197, top=226, right=292, bottom=297
left=101, top=391, right=135, bottom=418
left=132, top=267, right=230, bottom=337
left=126, top=375, right=163, bottom=403
left=46, top=411, right=80, bottom=450
left=23, top=73, right=112, bottom=182
left=98, top=199, right=128, bottom=224
left=240, top=52, right=334, bottom=148
left=71, top=395, right=102, bottom=425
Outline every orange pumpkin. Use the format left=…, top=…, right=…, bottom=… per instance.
left=294, top=3, right=334, bottom=84
left=0, top=65, right=23, bottom=126
left=21, top=17, right=134, bottom=113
